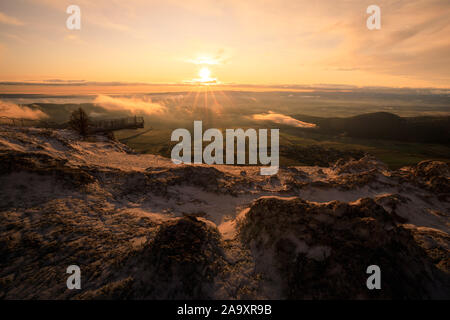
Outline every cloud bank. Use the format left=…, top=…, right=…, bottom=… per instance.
left=93, top=95, right=167, bottom=115
left=252, top=111, right=316, bottom=128
left=0, top=100, right=47, bottom=119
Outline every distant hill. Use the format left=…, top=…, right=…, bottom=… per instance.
left=293, top=112, right=450, bottom=144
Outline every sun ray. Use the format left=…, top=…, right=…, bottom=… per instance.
left=215, top=89, right=235, bottom=108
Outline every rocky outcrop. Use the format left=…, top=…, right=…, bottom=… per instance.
left=0, top=126, right=448, bottom=299
left=238, top=197, right=450, bottom=299
left=333, top=155, right=388, bottom=175
left=407, top=160, right=450, bottom=195
left=78, top=217, right=224, bottom=299
left=0, top=151, right=95, bottom=187
left=145, top=166, right=252, bottom=196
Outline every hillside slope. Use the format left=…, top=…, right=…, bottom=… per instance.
left=293, top=112, right=450, bottom=143
left=0, top=126, right=449, bottom=299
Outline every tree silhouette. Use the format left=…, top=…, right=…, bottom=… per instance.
left=69, top=107, right=90, bottom=136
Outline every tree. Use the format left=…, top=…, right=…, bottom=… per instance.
left=69, top=107, right=90, bottom=136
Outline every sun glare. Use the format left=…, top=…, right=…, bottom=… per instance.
left=199, top=67, right=212, bottom=82
left=185, top=66, right=217, bottom=84
left=189, top=56, right=219, bottom=65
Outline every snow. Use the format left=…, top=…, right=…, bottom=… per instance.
left=1, top=126, right=448, bottom=299
left=1, top=125, right=448, bottom=237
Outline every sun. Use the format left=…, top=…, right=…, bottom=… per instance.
left=198, top=67, right=212, bottom=82
left=186, top=66, right=217, bottom=84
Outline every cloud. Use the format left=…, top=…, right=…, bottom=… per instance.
left=45, top=79, right=86, bottom=83
left=187, top=50, right=231, bottom=65
left=0, top=80, right=154, bottom=86
left=187, top=56, right=220, bottom=65
left=93, top=95, right=167, bottom=115
left=0, top=32, right=25, bottom=43
left=183, top=79, right=218, bottom=84
left=91, top=18, right=132, bottom=33
left=3, top=0, right=448, bottom=87
left=0, top=12, right=24, bottom=26
left=252, top=111, right=316, bottom=128
left=64, top=34, right=87, bottom=45
left=319, top=0, right=450, bottom=83
left=0, top=100, right=47, bottom=119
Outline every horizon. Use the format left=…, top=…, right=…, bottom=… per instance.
left=1, top=81, right=449, bottom=96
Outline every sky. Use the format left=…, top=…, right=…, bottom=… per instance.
left=0, top=0, right=449, bottom=91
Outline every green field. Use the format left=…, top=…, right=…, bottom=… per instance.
left=114, top=126, right=450, bottom=169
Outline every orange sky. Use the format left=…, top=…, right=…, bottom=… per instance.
left=0, top=0, right=449, bottom=91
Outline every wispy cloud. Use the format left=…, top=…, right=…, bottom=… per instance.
left=64, top=34, right=87, bottom=45
left=1, top=0, right=449, bottom=87
left=0, top=12, right=24, bottom=26
left=91, top=18, right=132, bottom=33
left=0, top=32, right=26, bottom=43
left=187, top=56, right=220, bottom=65
left=319, top=0, right=450, bottom=83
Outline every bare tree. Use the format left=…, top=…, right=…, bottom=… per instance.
left=69, top=107, right=90, bottom=136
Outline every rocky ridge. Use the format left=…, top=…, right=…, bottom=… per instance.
left=0, top=126, right=448, bottom=299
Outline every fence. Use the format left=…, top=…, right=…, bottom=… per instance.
left=0, top=115, right=144, bottom=132
left=0, top=116, right=62, bottom=128
left=90, top=116, right=144, bottom=132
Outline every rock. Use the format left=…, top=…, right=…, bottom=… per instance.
left=414, top=160, right=450, bottom=179
left=0, top=126, right=448, bottom=300
left=0, top=151, right=95, bottom=187
left=125, top=217, right=223, bottom=299
left=402, top=160, right=450, bottom=194
left=333, top=155, right=387, bottom=175
left=238, top=196, right=450, bottom=299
